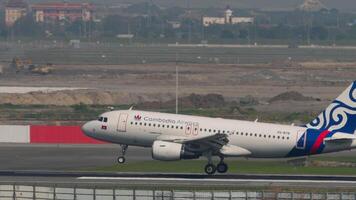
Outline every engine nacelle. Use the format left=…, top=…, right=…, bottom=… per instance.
left=152, top=141, right=200, bottom=161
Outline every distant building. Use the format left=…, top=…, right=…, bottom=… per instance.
left=168, top=21, right=181, bottom=29
left=31, top=2, right=94, bottom=23
left=5, top=0, right=28, bottom=27
left=203, top=7, right=254, bottom=27
left=299, top=0, right=326, bottom=12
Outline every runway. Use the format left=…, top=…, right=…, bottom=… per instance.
left=0, top=143, right=151, bottom=170
left=1, top=143, right=356, bottom=170
left=2, top=143, right=356, bottom=189
left=1, top=170, right=356, bottom=188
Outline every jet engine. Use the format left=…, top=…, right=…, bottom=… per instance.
left=152, top=141, right=200, bottom=161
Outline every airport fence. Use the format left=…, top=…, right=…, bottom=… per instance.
left=0, top=184, right=356, bottom=200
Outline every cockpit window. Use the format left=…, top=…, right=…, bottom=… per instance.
left=98, top=116, right=108, bottom=122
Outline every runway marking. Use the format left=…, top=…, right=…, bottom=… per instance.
left=77, top=177, right=356, bottom=184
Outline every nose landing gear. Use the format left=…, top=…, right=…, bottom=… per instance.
left=117, top=144, right=128, bottom=164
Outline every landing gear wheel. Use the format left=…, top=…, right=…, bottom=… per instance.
left=217, top=162, right=228, bottom=173
left=204, top=164, right=216, bottom=175
left=117, top=156, right=126, bottom=164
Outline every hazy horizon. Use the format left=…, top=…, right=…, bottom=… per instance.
left=7, top=0, right=356, bottom=12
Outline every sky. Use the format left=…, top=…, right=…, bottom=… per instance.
left=133, top=0, right=356, bottom=12
left=19, top=0, right=356, bottom=12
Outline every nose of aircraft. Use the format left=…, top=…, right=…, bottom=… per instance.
left=81, top=121, right=94, bottom=136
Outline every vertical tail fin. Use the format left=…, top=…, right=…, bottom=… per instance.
left=306, top=81, right=356, bottom=134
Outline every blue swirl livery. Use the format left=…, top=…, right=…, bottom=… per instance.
left=288, top=81, right=356, bottom=157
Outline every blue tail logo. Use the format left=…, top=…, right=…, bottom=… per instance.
left=306, top=81, right=356, bottom=135
left=287, top=81, right=356, bottom=157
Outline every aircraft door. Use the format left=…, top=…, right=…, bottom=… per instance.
left=296, top=130, right=306, bottom=149
left=193, top=124, right=199, bottom=136
left=117, top=113, right=128, bottom=132
left=185, top=124, right=192, bottom=135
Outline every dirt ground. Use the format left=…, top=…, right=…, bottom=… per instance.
left=0, top=61, right=355, bottom=114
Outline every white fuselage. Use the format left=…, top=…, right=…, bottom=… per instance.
left=83, top=110, right=314, bottom=158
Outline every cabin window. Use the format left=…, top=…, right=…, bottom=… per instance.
left=273, top=136, right=275, bottom=139
left=103, top=117, right=108, bottom=122
left=176, top=126, right=179, bottom=129
left=158, top=124, right=160, bottom=127
left=245, top=133, right=248, bottom=136
left=209, top=129, right=211, bottom=132
left=139, top=122, right=142, bottom=125
left=144, top=123, right=147, bottom=126
left=149, top=123, right=151, bottom=126
left=153, top=124, right=156, bottom=127
left=181, top=126, right=183, bottom=129
left=259, top=134, right=262, bottom=137
left=130, top=122, right=133, bottom=125
left=200, top=128, right=202, bottom=131
left=277, top=136, right=280, bottom=139
left=135, top=122, right=138, bottom=125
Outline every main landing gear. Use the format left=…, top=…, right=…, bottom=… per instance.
left=204, top=156, right=228, bottom=175
left=117, top=144, right=128, bottom=164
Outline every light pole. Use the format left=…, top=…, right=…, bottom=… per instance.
left=175, top=53, right=179, bottom=114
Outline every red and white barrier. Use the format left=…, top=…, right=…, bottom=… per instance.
left=30, top=125, right=105, bottom=144
left=0, top=125, right=30, bottom=143
left=0, top=125, right=105, bottom=144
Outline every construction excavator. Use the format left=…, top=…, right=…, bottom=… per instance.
left=11, top=57, right=54, bottom=75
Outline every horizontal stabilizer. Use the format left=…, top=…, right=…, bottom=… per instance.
left=324, top=132, right=356, bottom=142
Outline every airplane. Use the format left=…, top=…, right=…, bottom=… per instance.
left=81, top=81, right=356, bottom=174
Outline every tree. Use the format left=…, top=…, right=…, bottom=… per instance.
left=13, top=13, right=44, bottom=37
left=221, top=29, right=234, bottom=39
left=311, top=26, right=328, bottom=40
left=0, top=10, right=6, bottom=38
left=238, top=29, right=248, bottom=39
left=101, top=15, right=129, bottom=36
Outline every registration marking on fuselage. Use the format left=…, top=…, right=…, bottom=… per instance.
left=77, top=177, right=356, bottom=184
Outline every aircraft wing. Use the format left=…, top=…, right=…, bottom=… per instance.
left=156, top=133, right=251, bottom=157
left=182, top=133, right=229, bottom=147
